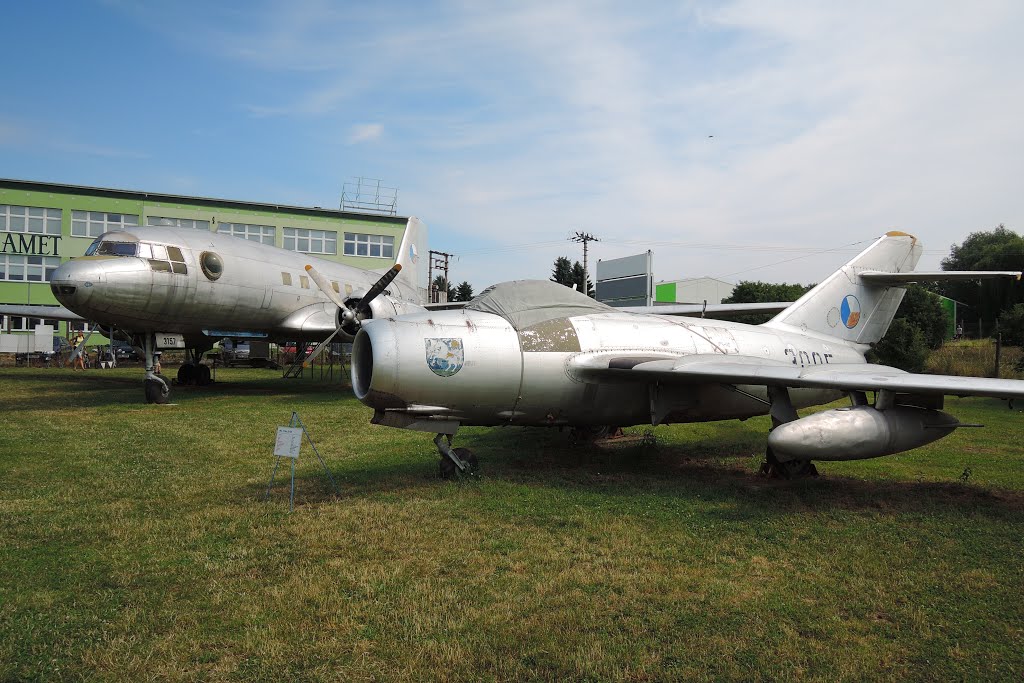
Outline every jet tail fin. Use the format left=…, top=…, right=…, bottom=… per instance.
left=764, top=231, right=922, bottom=345
left=390, top=217, right=429, bottom=303
left=763, top=231, right=1022, bottom=345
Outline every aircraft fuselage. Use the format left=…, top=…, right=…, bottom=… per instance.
left=50, top=226, right=421, bottom=345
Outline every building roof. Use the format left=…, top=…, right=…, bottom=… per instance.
left=0, top=178, right=408, bottom=224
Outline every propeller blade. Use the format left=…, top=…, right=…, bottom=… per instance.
left=356, top=264, right=402, bottom=316
left=305, top=264, right=356, bottom=316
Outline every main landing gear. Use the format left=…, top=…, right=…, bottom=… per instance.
left=760, top=385, right=817, bottom=479
left=176, top=348, right=212, bottom=386
left=433, top=433, right=478, bottom=479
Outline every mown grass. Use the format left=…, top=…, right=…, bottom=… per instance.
left=1, top=366, right=1023, bottom=681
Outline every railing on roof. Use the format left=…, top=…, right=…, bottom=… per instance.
left=340, top=177, right=398, bottom=216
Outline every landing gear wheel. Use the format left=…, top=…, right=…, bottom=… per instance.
left=760, top=448, right=818, bottom=479
left=439, top=456, right=457, bottom=479
left=177, top=364, right=195, bottom=385
left=439, top=448, right=478, bottom=479
left=144, top=378, right=170, bottom=404
left=196, top=364, right=212, bottom=385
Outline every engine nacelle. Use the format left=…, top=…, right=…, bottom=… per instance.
left=338, top=294, right=427, bottom=332
left=767, top=405, right=960, bottom=462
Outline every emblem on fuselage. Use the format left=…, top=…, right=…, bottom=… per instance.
left=409, top=244, right=418, bottom=264
left=841, top=295, right=861, bottom=328
left=425, top=337, right=464, bottom=377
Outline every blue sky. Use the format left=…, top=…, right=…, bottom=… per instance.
left=3, top=0, right=1023, bottom=290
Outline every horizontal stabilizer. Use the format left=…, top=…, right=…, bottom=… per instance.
left=859, top=270, right=1022, bottom=285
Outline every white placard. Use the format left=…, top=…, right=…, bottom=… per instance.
left=156, top=333, right=186, bottom=349
left=274, top=427, right=303, bottom=458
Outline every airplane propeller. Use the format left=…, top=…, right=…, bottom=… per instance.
left=305, top=262, right=403, bottom=334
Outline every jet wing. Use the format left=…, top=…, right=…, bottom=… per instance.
left=568, top=353, right=1024, bottom=399
left=619, top=302, right=793, bottom=317
left=0, top=304, right=85, bottom=322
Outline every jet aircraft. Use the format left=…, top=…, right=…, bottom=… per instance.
left=3, top=218, right=429, bottom=403
left=350, top=232, right=1024, bottom=478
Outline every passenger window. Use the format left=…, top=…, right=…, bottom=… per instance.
left=331, top=281, right=340, bottom=293
left=200, top=252, right=223, bottom=281
left=299, top=275, right=310, bottom=289
left=281, top=272, right=292, bottom=286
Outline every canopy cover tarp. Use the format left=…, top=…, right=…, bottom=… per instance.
left=465, top=280, right=613, bottom=330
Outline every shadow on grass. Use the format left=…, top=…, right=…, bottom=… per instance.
left=0, top=367, right=350, bottom=410
left=253, top=423, right=1024, bottom=521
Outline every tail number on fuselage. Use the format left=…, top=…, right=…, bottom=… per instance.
left=784, top=346, right=832, bottom=367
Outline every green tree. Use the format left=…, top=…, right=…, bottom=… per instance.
left=570, top=261, right=595, bottom=298
left=550, top=257, right=575, bottom=287
left=721, top=281, right=813, bottom=324
left=551, top=257, right=594, bottom=297
left=998, top=303, right=1024, bottom=346
left=869, top=318, right=928, bottom=372
left=453, top=281, right=475, bottom=302
left=940, top=224, right=1024, bottom=336
left=892, top=284, right=949, bottom=350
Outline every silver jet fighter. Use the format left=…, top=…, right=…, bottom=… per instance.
left=351, top=231, right=1024, bottom=478
left=42, top=218, right=428, bottom=403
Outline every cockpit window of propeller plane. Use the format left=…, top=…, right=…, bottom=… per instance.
left=85, top=237, right=188, bottom=274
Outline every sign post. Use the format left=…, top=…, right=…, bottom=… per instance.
left=264, top=412, right=340, bottom=511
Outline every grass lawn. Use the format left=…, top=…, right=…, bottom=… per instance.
left=1, top=366, right=1022, bottom=681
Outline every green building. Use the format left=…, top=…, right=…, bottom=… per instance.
left=1, top=178, right=411, bottom=343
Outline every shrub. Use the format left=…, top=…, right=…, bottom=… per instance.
left=869, top=319, right=928, bottom=372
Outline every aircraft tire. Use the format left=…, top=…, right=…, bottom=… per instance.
left=439, top=448, right=478, bottom=479
left=177, top=364, right=195, bottom=386
left=454, top=447, right=478, bottom=474
left=197, top=364, right=212, bottom=385
left=145, top=378, right=170, bottom=404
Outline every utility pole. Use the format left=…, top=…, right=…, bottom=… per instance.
left=428, top=250, right=453, bottom=303
left=569, top=231, right=599, bottom=297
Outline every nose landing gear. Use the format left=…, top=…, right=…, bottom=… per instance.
left=141, top=333, right=170, bottom=404
left=433, top=433, right=478, bottom=479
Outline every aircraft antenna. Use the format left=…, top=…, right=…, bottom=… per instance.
left=570, top=231, right=600, bottom=297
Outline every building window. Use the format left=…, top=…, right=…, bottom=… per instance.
left=283, top=228, right=337, bottom=255
left=147, top=216, right=211, bottom=230
left=219, top=222, right=275, bottom=245
left=0, top=205, right=62, bottom=235
left=343, top=232, right=394, bottom=258
left=1, top=313, right=59, bottom=331
left=71, top=210, right=139, bottom=238
left=1, top=254, right=61, bottom=282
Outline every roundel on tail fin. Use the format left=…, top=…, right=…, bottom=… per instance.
left=840, top=295, right=861, bottom=329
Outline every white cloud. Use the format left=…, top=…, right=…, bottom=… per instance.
left=347, top=123, right=383, bottom=144
left=94, top=0, right=1024, bottom=288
